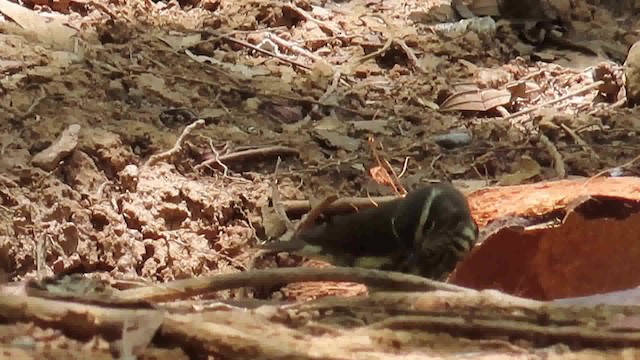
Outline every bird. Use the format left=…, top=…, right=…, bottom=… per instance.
left=256, top=182, right=479, bottom=280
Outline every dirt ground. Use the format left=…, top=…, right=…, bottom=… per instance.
left=1, top=0, right=640, bottom=358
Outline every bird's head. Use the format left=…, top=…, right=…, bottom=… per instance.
left=412, top=184, right=479, bottom=264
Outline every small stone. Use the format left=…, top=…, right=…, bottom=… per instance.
left=32, top=124, right=81, bottom=171
left=433, top=130, right=473, bottom=149
left=624, top=41, right=640, bottom=105
left=119, top=164, right=139, bottom=192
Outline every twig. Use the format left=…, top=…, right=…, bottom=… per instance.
left=88, top=0, right=131, bottom=21
left=395, top=38, right=424, bottom=73
left=294, top=289, right=542, bottom=312
left=282, top=182, right=478, bottom=218
left=368, top=137, right=406, bottom=196
left=195, top=146, right=299, bottom=170
left=0, top=174, right=19, bottom=188
left=295, top=195, right=338, bottom=234
left=265, top=33, right=333, bottom=69
left=35, top=231, right=49, bottom=280
left=224, top=36, right=313, bottom=71
left=207, top=137, right=230, bottom=177
left=539, top=133, right=566, bottom=179
left=293, top=70, right=344, bottom=129
left=271, top=157, right=294, bottom=232
left=145, top=119, right=205, bottom=166
left=352, top=15, right=394, bottom=65
left=183, top=49, right=242, bottom=85
left=502, top=80, right=604, bottom=121
left=116, top=266, right=472, bottom=302
left=585, top=153, right=640, bottom=185
left=95, top=180, right=111, bottom=198
left=397, top=156, right=410, bottom=178
left=430, top=154, right=443, bottom=170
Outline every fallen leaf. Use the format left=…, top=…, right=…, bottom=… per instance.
left=157, top=32, right=202, bottom=51
left=0, top=0, right=77, bottom=49
left=440, top=87, right=513, bottom=112
left=498, top=156, right=541, bottom=186
left=313, top=130, right=361, bottom=152
left=185, top=49, right=270, bottom=79
left=350, top=120, right=390, bottom=135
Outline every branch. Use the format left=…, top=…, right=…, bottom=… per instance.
left=145, top=119, right=206, bottom=166
left=116, top=266, right=471, bottom=303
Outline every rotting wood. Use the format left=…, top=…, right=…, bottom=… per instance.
left=4, top=286, right=640, bottom=358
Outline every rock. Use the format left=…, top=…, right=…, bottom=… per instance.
left=65, top=150, right=108, bottom=194
left=119, top=164, right=140, bottom=192
left=32, top=124, right=81, bottom=171
left=433, top=130, right=473, bottom=149
left=624, top=41, right=640, bottom=105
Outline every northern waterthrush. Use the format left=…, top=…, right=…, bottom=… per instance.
left=257, top=183, right=478, bottom=280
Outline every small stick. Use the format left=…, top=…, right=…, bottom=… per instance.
left=368, top=137, right=406, bottom=196
left=294, top=70, right=343, bottom=128
left=145, top=119, right=205, bottom=166
left=295, top=195, right=338, bottom=234
left=352, top=15, right=395, bottom=65
left=265, top=33, right=333, bottom=68
left=584, top=153, right=640, bottom=185
left=502, top=80, right=604, bottom=121
left=195, top=146, right=299, bottom=170
left=258, top=92, right=370, bottom=118
left=224, top=36, right=313, bottom=71
left=271, top=157, right=294, bottom=232
left=397, top=156, right=410, bottom=178
left=395, top=38, right=424, bottom=73
left=116, top=266, right=473, bottom=303
left=207, top=138, right=230, bottom=177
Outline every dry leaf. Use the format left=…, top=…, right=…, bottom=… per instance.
left=313, top=130, right=361, bottom=152
left=440, top=88, right=513, bottom=112
left=369, top=166, right=395, bottom=187
left=0, top=0, right=76, bottom=49
left=157, top=33, right=202, bottom=51
left=498, top=156, right=542, bottom=186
